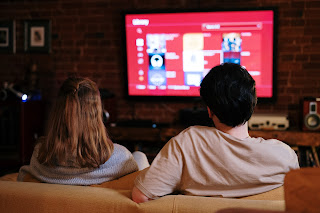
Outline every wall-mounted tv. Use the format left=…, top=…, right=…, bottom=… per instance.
left=123, top=8, right=277, bottom=102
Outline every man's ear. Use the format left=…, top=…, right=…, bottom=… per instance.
left=207, top=106, right=213, bottom=118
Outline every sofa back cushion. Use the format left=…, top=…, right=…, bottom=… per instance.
left=144, top=194, right=285, bottom=213
left=0, top=180, right=139, bottom=213
left=2, top=169, right=142, bottom=190
left=239, top=186, right=284, bottom=200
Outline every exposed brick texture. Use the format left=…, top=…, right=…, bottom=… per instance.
left=0, top=0, right=319, bottom=128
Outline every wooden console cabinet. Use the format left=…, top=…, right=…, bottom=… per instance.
left=248, top=130, right=320, bottom=147
left=108, top=125, right=320, bottom=147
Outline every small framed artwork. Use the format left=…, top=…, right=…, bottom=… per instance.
left=24, top=20, right=51, bottom=53
left=0, top=20, right=15, bottom=53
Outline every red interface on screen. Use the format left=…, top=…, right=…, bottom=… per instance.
left=125, top=10, right=274, bottom=97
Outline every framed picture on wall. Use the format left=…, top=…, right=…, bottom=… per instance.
left=0, top=20, right=15, bottom=53
left=24, top=20, right=51, bottom=53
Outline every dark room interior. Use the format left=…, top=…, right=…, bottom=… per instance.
left=1, top=1, right=320, bottom=212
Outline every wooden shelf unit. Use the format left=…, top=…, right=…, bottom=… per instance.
left=248, top=130, right=320, bottom=147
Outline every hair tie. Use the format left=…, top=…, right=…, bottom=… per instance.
left=73, top=85, right=79, bottom=95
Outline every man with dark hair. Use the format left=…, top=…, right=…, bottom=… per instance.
left=200, top=62, right=257, bottom=128
left=132, top=63, right=299, bottom=203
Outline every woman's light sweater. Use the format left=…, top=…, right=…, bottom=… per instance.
left=17, top=143, right=139, bottom=185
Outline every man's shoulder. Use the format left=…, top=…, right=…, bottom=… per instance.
left=247, top=137, right=297, bottom=160
left=172, top=125, right=218, bottom=146
left=178, top=125, right=216, bottom=135
left=249, top=136, right=289, bottom=147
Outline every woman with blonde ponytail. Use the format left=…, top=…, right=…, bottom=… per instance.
left=17, top=77, right=148, bottom=185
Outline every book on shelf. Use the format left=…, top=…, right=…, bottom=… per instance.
left=312, top=146, right=320, bottom=167
left=295, top=146, right=320, bottom=168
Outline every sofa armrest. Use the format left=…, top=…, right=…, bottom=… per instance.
left=284, top=168, right=320, bottom=213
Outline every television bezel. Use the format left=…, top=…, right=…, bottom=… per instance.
left=121, top=7, right=278, bottom=104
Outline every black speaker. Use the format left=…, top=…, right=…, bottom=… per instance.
left=302, top=97, right=320, bottom=131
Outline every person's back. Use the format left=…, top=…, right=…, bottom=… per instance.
left=132, top=63, right=299, bottom=203
left=17, top=77, right=142, bottom=185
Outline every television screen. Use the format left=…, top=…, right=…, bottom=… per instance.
left=123, top=8, right=277, bottom=102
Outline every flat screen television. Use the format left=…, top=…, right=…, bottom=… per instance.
left=122, top=8, right=277, bottom=103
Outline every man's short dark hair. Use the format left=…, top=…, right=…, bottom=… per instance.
left=200, top=63, right=257, bottom=127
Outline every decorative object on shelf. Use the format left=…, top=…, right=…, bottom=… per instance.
left=0, top=62, right=42, bottom=102
left=0, top=64, right=42, bottom=102
left=0, top=20, right=15, bottom=53
left=19, top=62, right=42, bottom=101
left=248, top=113, right=289, bottom=131
left=24, top=20, right=51, bottom=53
left=0, top=82, right=30, bottom=102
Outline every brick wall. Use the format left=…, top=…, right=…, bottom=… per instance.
left=0, top=0, right=319, bottom=128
